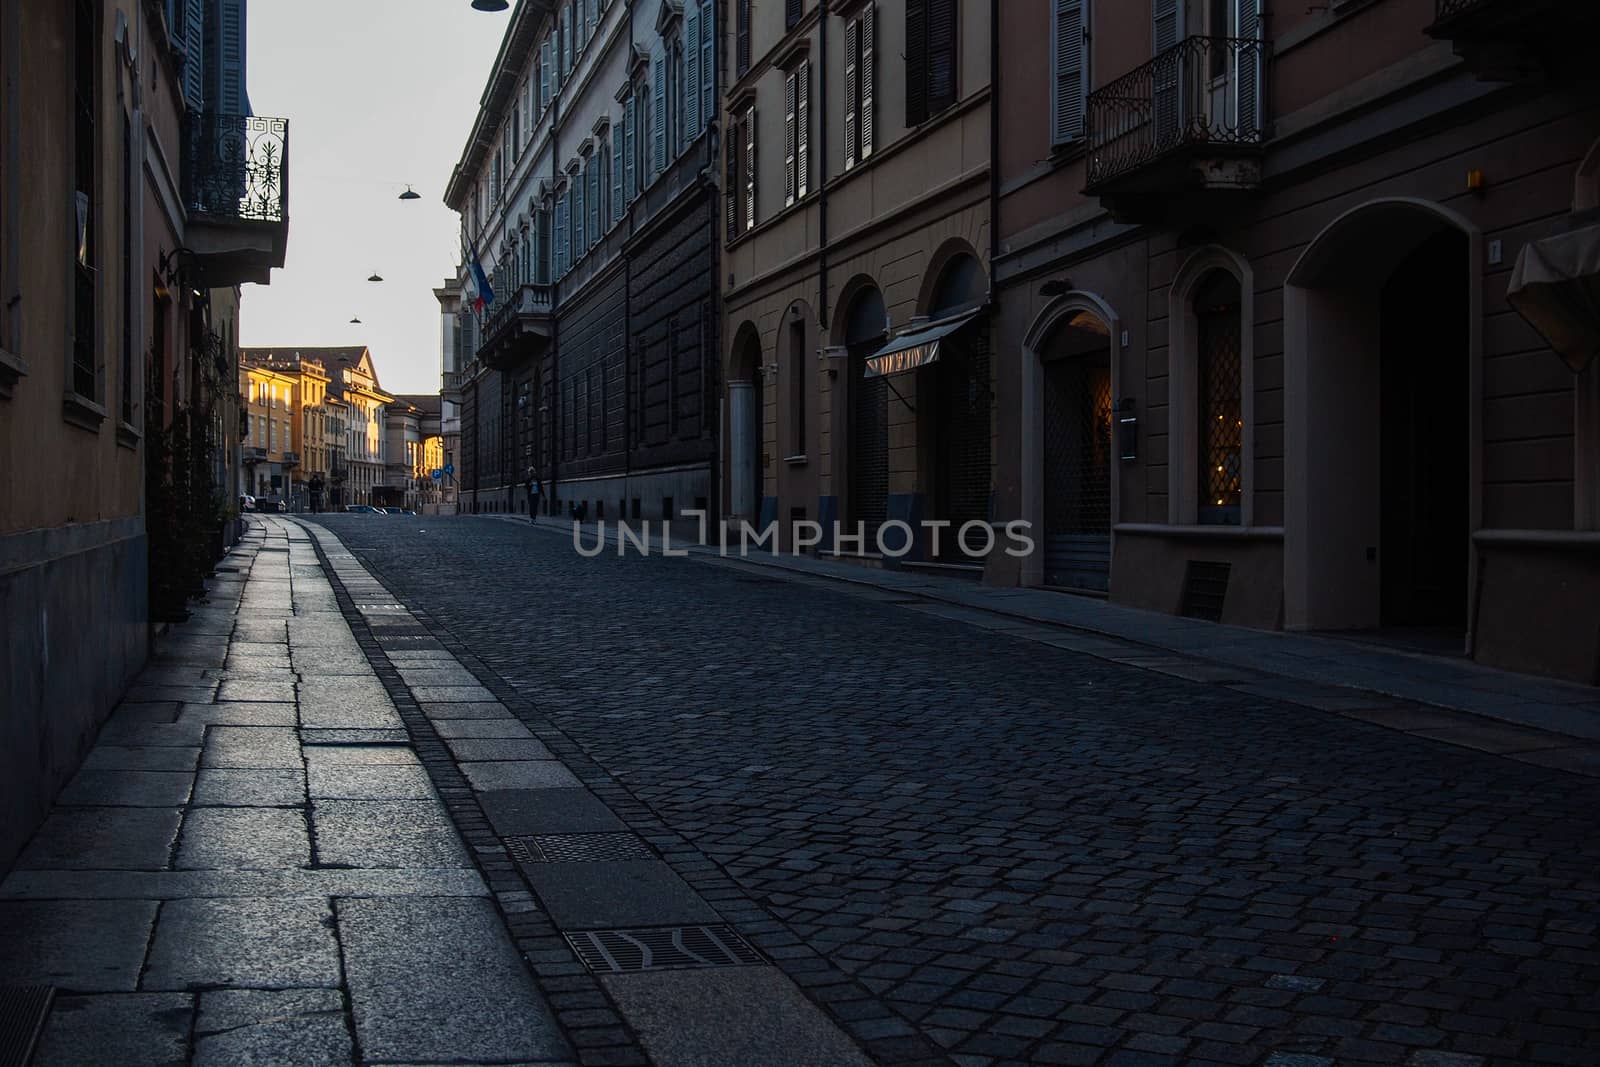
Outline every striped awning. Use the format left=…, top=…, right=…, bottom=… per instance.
left=864, top=310, right=982, bottom=378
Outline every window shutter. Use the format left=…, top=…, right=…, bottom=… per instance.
left=905, top=0, right=927, bottom=127
left=1153, top=0, right=1178, bottom=52
left=726, top=121, right=740, bottom=240
left=796, top=61, right=810, bottom=199
left=652, top=45, right=668, bottom=178
left=844, top=17, right=859, bottom=170
left=685, top=2, right=702, bottom=135
left=1235, top=0, right=1262, bottom=137
left=562, top=5, right=572, bottom=76
left=701, top=0, right=716, bottom=132
left=574, top=170, right=585, bottom=255
left=1051, top=0, right=1085, bottom=144
left=784, top=71, right=797, bottom=206
left=624, top=94, right=638, bottom=200
left=927, top=0, right=957, bottom=116
left=736, top=0, right=751, bottom=75
left=786, top=0, right=801, bottom=29
left=861, top=3, right=876, bottom=158
left=538, top=209, right=552, bottom=283
left=612, top=122, right=626, bottom=222
left=540, top=40, right=552, bottom=107
left=744, top=106, right=757, bottom=230
left=587, top=0, right=598, bottom=42
left=589, top=159, right=601, bottom=245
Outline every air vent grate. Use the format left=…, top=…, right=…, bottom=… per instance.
left=565, top=925, right=765, bottom=974
left=0, top=985, right=54, bottom=1067
left=1181, top=560, right=1231, bottom=622
left=505, top=832, right=654, bottom=863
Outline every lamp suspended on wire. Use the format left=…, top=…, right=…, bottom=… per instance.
left=368, top=272, right=384, bottom=283
left=350, top=316, right=362, bottom=324
left=470, top=0, right=509, bottom=10
left=398, top=185, right=421, bottom=201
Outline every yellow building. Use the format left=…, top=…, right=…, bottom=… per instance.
left=241, top=362, right=300, bottom=501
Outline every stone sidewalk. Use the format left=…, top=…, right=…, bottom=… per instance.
left=501, top=515, right=1600, bottom=772
left=0, top=517, right=571, bottom=1066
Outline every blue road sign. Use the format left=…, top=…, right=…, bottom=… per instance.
left=430, top=469, right=442, bottom=481
left=443, top=463, right=454, bottom=476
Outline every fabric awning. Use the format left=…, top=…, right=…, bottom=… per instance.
left=864, top=310, right=982, bottom=379
left=1507, top=223, right=1600, bottom=374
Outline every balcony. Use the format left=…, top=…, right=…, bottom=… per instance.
left=1085, top=36, right=1268, bottom=222
left=281, top=451, right=300, bottom=469
left=442, top=370, right=463, bottom=395
left=182, top=113, right=291, bottom=287
left=1428, top=0, right=1596, bottom=81
left=478, top=284, right=553, bottom=370
left=243, top=446, right=268, bottom=464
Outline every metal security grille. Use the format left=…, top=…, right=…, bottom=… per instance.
left=1181, top=560, right=1231, bottom=621
left=1197, top=300, right=1242, bottom=525
left=852, top=350, right=889, bottom=541
left=1043, top=354, right=1112, bottom=590
left=567, top=925, right=765, bottom=974
left=935, top=327, right=993, bottom=561
left=505, top=833, right=655, bottom=863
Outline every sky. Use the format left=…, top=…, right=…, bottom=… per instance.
left=239, top=0, right=509, bottom=395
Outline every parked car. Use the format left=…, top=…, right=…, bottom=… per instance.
left=238, top=494, right=256, bottom=513
left=255, top=497, right=288, bottom=513
left=342, top=504, right=380, bottom=513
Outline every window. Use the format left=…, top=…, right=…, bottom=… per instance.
left=844, top=5, right=876, bottom=169
left=783, top=61, right=809, bottom=207
left=72, top=0, right=98, bottom=401
left=611, top=119, right=625, bottom=222
left=672, top=36, right=686, bottom=156
left=587, top=153, right=601, bottom=247
left=624, top=91, right=638, bottom=202
left=905, top=0, right=957, bottom=127
left=736, top=0, right=752, bottom=75
left=538, top=206, right=552, bottom=283
left=573, top=164, right=586, bottom=257
left=651, top=44, right=667, bottom=178
left=699, top=1, right=715, bottom=133
left=744, top=104, right=757, bottom=231
left=599, top=137, right=613, bottom=231
left=789, top=317, right=806, bottom=454
left=1051, top=0, right=1087, bottom=145
left=540, top=37, right=552, bottom=107
left=1194, top=271, right=1242, bottom=525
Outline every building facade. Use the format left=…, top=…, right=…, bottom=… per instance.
left=446, top=0, right=720, bottom=526
left=240, top=359, right=299, bottom=500
left=989, top=0, right=1600, bottom=681
left=720, top=0, right=994, bottom=557
left=0, top=0, right=286, bottom=871
left=435, top=277, right=463, bottom=511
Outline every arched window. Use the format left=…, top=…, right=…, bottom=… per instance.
left=1194, top=270, right=1242, bottom=525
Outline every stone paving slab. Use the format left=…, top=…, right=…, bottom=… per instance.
left=0, top=899, right=157, bottom=991
left=0, top=867, right=488, bottom=901
left=55, top=769, right=193, bottom=807
left=191, top=988, right=352, bottom=1066
left=30, top=993, right=193, bottom=1067
left=13, top=807, right=181, bottom=870
left=141, top=896, right=342, bottom=990
left=175, top=807, right=311, bottom=869
left=190, top=767, right=306, bottom=807
left=311, top=799, right=472, bottom=868
left=337, top=896, right=571, bottom=1064
left=601, top=968, right=875, bottom=1067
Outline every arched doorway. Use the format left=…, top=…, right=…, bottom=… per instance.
left=728, top=326, right=764, bottom=521
left=845, top=287, right=889, bottom=542
left=1041, top=310, right=1114, bottom=590
left=1285, top=199, right=1481, bottom=642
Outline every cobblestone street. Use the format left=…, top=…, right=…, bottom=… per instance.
left=302, top=514, right=1600, bottom=1067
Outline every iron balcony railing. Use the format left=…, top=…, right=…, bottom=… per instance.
left=1086, top=35, right=1268, bottom=191
left=184, top=113, right=289, bottom=224
left=441, top=370, right=463, bottom=393
left=281, top=451, right=300, bottom=468
left=243, top=446, right=267, bottom=463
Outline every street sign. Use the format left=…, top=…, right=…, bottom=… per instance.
left=430, top=469, right=442, bottom=481
left=443, top=463, right=454, bottom=476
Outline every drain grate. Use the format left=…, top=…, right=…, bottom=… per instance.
left=505, top=832, right=655, bottom=863
left=0, top=985, right=54, bottom=1067
left=566, top=925, right=764, bottom=973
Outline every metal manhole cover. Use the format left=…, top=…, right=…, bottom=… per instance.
left=0, top=984, right=54, bottom=1067
left=505, top=832, right=654, bottom=863
left=565, top=925, right=764, bottom=974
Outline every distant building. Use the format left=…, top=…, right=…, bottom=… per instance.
left=435, top=278, right=464, bottom=510
left=389, top=394, right=444, bottom=509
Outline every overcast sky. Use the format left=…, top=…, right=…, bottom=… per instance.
left=239, top=0, right=508, bottom=395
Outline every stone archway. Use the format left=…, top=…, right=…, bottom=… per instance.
left=1284, top=198, right=1483, bottom=642
left=1020, top=291, right=1123, bottom=589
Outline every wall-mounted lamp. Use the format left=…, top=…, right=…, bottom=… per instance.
left=1039, top=278, right=1073, bottom=298
left=1117, top=398, right=1138, bottom=462
left=158, top=247, right=194, bottom=287
left=1466, top=168, right=1486, bottom=196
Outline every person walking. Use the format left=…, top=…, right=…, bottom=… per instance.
left=526, top=472, right=541, bottom=524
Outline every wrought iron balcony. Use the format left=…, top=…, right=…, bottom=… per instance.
left=1085, top=35, right=1268, bottom=220
left=281, top=451, right=300, bottom=469
left=182, top=113, right=291, bottom=286
left=1428, top=0, right=1595, bottom=80
left=243, top=446, right=268, bottom=464
left=479, top=284, right=554, bottom=370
